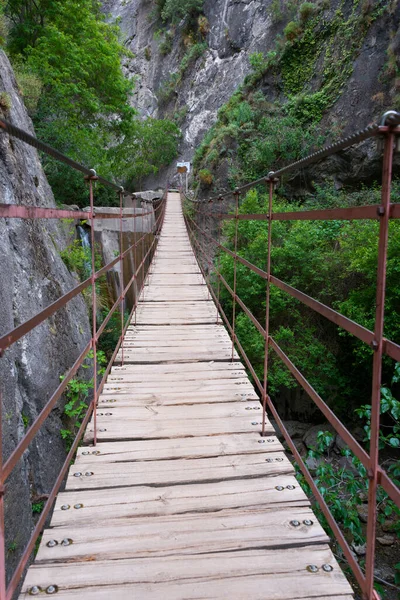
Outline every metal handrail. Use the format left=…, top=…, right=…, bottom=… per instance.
left=0, top=119, right=167, bottom=599
left=183, top=110, right=400, bottom=600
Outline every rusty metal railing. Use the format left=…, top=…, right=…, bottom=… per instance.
left=0, top=118, right=167, bottom=599
left=183, top=110, right=400, bottom=600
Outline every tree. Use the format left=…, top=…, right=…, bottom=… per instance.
left=112, top=118, right=181, bottom=189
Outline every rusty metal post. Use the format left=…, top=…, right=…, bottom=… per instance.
left=0, top=392, right=6, bottom=600
left=119, top=188, right=125, bottom=366
left=216, top=195, right=223, bottom=324
left=134, top=198, right=138, bottom=327
left=141, top=202, right=145, bottom=301
left=231, top=189, right=240, bottom=362
left=364, top=131, right=395, bottom=599
left=88, top=171, right=98, bottom=446
left=262, top=176, right=274, bottom=436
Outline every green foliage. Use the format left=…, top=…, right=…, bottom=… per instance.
left=7, top=541, right=17, bottom=554
left=297, top=431, right=395, bottom=547
left=284, top=21, right=302, bottom=42
left=297, top=417, right=400, bottom=550
left=0, top=91, right=11, bottom=112
left=32, top=501, right=45, bottom=515
left=355, top=364, right=400, bottom=450
left=97, top=308, right=129, bottom=360
left=60, top=238, right=91, bottom=280
left=248, top=52, right=265, bottom=74
left=4, top=0, right=179, bottom=205
left=215, top=184, right=400, bottom=416
left=159, top=30, right=173, bottom=55
left=194, top=88, right=324, bottom=186
left=60, top=350, right=107, bottom=450
left=159, top=0, right=204, bottom=24
left=197, top=15, right=209, bottom=37
left=299, top=2, right=314, bottom=23
left=112, top=118, right=180, bottom=188
left=198, top=168, right=213, bottom=186
left=21, top=413, right=29, bottom=429
left=13, top=62, right=42, bottom=115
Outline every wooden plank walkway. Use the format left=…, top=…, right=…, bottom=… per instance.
left=19, top=193, right=353, bottom=599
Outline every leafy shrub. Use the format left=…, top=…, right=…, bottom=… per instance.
left=198, top=168, right=213, bottom=186
left=299, top=2, right=314, bottom=23
left=284, top=21, right=302, bottom=41
left=60, top=238, right=91, bottom=280
left=249, top=52, right=265, bottom=73
left=14, top=64, right=43, bottom=115
left=159, top=30, right=173, bottom=55
left=144, top=46, right=151, bottom=61
left=160, top=0, right=204, bottom=24
left=60, top=350, right=107, bottom=450
left=198, top=15, right=210, bottom=37
left=0, top=92, right=11, bottom=112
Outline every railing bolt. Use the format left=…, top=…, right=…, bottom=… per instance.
left=46, top=585, right=58, bottom=594
left=29, top=586, right=41, bottom=595
left=322, top=564, right=334, bottom=572
left=74, top=504, right=84, bottom=510
left=275, top=486, right=284, bottom=491
left=303, top=519, right=313, bottom=526
left=290, top=520, right=301, bottom=527
left=46, top=540, right=58, bottom=548
left=60, top=505, right=70, bottom=511
left=377, top=206, right=385, bottom=216
left=307, top=565, right=319, bottom=573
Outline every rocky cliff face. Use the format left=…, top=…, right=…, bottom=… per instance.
left=103, top=0, right=273, bottom=182
left=0, top=51, right=91, bottom=582
left=102, top=0, right=398, bottom=189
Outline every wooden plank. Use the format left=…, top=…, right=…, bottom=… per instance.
left=66, top=452, right=293, bottom=490
left=20, top=547, right=352, bottom=600
left=92, top=401, right=263, bottom=421
left=84, top=416, right=273, bottom=443
left=98, top=391, right=259, bottom=406
left=52, top=475, right=309, bottom=527
left=102, top=379, right=252, bottom=393
left=36, top=507, right=329, bottom=564
left=76, top=434, right=282, bottom=463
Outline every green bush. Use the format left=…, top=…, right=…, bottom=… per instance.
left=198, top=168, right=213, bottom=186
left=284, top=21, right=302, bottom=41
left=159, top=31, right=173, bottom=55
left=299, top=2, right=314, bottom=23
left=14, top=64, right=43, bottom=116
left=160, top=0, right=204, bottom=24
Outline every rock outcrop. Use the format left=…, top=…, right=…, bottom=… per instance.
left=0, top=50, right=91, bottom=582
left=102, top=0, right=398, bottom=188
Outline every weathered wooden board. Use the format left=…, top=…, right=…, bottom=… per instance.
left=20, top=547, right=353, bottom=599
left=36, top=506, right=329, bottom=563
left=83, top=416, right=274, bottom=443
left=76, top=433, right=281, bottom=463
left=69, top=451, right=290, bottom=490
left=97, top=392, right=258, bottom=408
left=52, top=475, right=309, bottom=527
